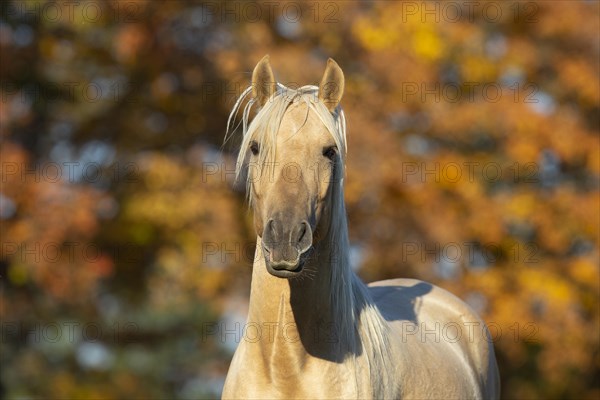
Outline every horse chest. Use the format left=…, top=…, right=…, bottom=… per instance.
left=224, top=346, right=363, bottom=399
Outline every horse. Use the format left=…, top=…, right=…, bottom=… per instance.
left=222, top=55, right=500, bottom=399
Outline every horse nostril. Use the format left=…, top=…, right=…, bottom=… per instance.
left=297, top=223, right=306, bottom=243
left=295, top=221, right=312, bottom=254
left=267, top=219, right=277, bottom=240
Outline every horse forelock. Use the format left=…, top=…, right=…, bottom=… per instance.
left=226, top=84, right=346, bottom=189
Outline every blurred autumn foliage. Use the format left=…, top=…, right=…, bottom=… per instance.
left=1, top=1, right=598, bottom=399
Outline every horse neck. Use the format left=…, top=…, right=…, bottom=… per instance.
left=246, top=199, right=358, bottom=372
left=248, top=240, right=348, bottom=352
left=245, top=189, right=395, bottom=396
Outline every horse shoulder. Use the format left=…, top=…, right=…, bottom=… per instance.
left=368, top=278, right=500, bottom=399
left=368, top=278, right=484, bottom=325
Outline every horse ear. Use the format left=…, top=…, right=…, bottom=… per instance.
left=252, top=55, right=277, bottom=107
left=318, top=58, right=345, bottom=112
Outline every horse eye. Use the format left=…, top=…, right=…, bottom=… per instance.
left=250, top=141, right=260, bottom=156
left=323, top=146, right=337, bottom=160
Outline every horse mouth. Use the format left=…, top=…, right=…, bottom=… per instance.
left=262, top=245, right=307, bottom=278
left=265, top=260, right=305, bottom=278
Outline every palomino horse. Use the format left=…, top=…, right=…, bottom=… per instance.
left=222, top=55, right=500, bottom=399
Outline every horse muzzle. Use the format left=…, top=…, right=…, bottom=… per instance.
left=262, top=218, right=313, bottom=278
